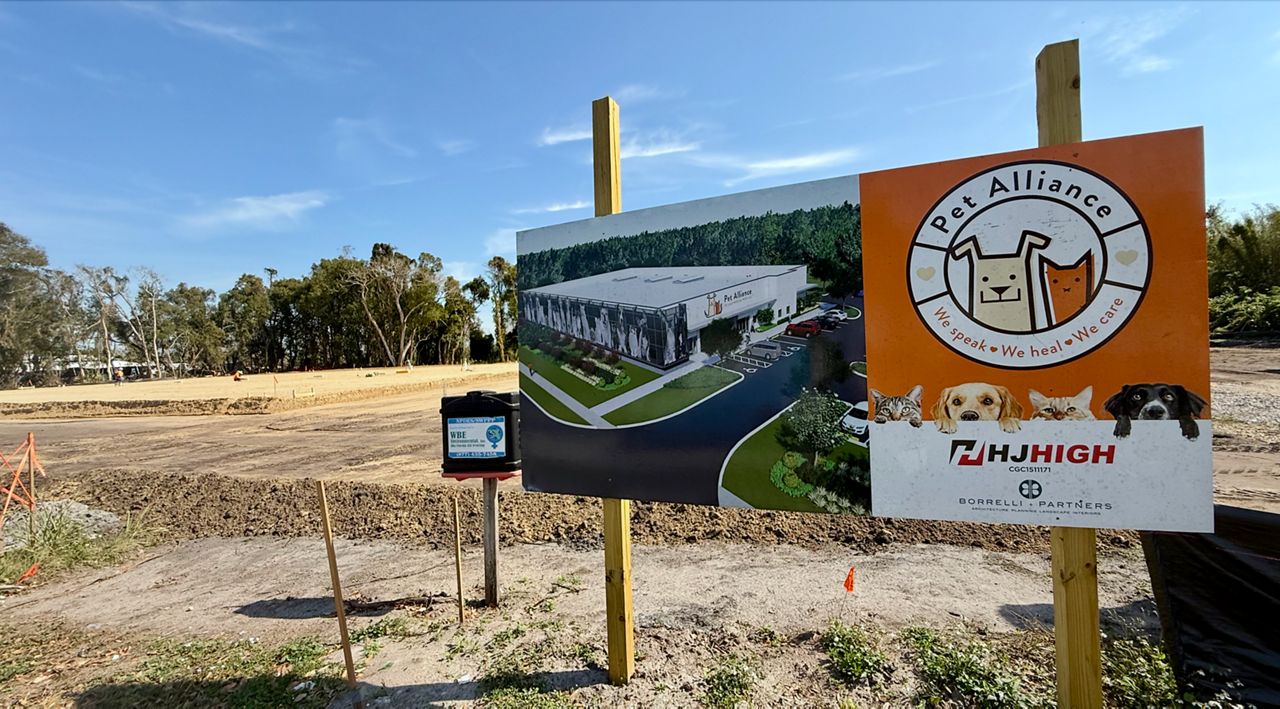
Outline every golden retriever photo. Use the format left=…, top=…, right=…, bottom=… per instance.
left=932, top=382, right=1024, bottom=434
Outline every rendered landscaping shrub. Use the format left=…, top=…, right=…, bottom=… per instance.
left=769, top=460, right=814, bottom=498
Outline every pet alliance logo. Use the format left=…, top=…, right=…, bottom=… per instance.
left=907, top=160, right=1152, bottom=369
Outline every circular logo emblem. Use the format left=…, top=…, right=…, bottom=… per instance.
left=485, top=425, right=504, bottom=448
left=1019, top=479, right=1043, bottom=500
left=908, top=160, right=1151, bottom=369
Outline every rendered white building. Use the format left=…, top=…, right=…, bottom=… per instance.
left=520, top=265, right=809, bottom=369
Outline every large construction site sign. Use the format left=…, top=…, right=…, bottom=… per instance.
left=862, top=128, right=1211, bottom=532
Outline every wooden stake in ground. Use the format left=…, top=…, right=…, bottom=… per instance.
left=482, top=477, right=500, bottom=607
left=316, top=480, right=360, bottom=695
left=453, top=495, right=465, bottom=625
left=592, top=95, right=635, bottom=686
left=26, top=433, right=35, bottom=538
left=1036, top=38, right=1103, bottom=709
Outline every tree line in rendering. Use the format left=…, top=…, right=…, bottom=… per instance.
left=0, top=222, right=518, bottom=387
left=517, top=203, right=863, bottom=297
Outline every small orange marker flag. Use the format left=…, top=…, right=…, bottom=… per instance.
left=843, top=566, right=856, bottom=593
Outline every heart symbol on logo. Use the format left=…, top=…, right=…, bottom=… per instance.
left=990, top=346, right=998, bottom=352
left=1116, top=249, right=1139, bottom=266
left=1064, top=338, right=1073, bottom=345
left=916, top=266, right=936, bottom=281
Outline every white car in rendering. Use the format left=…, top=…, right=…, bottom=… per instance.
left=822, top=308, right=849, bottom=321
left=839, top=401, right=870, bottom=439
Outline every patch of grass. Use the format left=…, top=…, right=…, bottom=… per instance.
left=748, top=625, right=784, bottom=647
left=902, top=627, right=1046, bottom=709
left=520, top=373, right=589, bottom=425
left=553, top=573, right=585, bottom=591
left=480, top=686, right=576, bottom=709
left=821, top=620, right=890, bottom=686
left=701, top=653, right=758, bottom=708
left=445, top=634, right=481, bottom=660
left=519, top=345, right=657, bottom=408
left=1102, top=632, right=1179, bottom=708
left=0, top=509, right=156, bottom=584
left=850, top=360, right=867, bottom=377
left=720, top=412, right=823, bottom=513
left=603, top=365, right=740, bottom=425
left=844, top=306, right=862, bottom=319
left=0, top=658, right=33, bottom=683
left=350, top=615, right=410, bottom=643
left=487, top=624, right=528, bottom=651
left=106, top=635, right=344, bottom=708
left=571, top=641, right=602, bottom=670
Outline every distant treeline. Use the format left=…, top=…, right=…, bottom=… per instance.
left=518, top=202, right=862, bottom=296
left=1, top=222, right=517, bottom=387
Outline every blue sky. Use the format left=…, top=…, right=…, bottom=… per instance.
left=2, top=1, right=1277, bottom=307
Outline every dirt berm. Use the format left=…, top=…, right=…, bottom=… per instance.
left=55, top=469, right=1138, bottom=553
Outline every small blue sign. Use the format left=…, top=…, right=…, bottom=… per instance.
left=486, top=425, right=504, bottom=448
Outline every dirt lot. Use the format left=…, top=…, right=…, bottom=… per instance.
left=0, top=363, right=513, bottom=417
left=0, top=536, right=1156, bottom=707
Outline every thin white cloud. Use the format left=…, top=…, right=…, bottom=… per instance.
left=538, top=125, right=592, bottom=146
left=621, top=134, right=700, bottom=159
left=838, top=61, right=938, bottom=82
left=512, top=200, right=591, bottom=215
left=904, top=79, right=1031, bottom=114
left=612, top=83, right=683, bottom=103
left=684, top=148, right=863, bottom=187
left=120, top=2, right=280, bottom=52
left=484, top=229, right=518, bottom=258
left=437, top=139, right=474, bottom=156
left=187, top=191, right=329, bottom=229
left=333, top=117, right=417, bottom=158
left=443, top=260, right=478, bottom=283
left=1096, top=7, right=1190, bottom=76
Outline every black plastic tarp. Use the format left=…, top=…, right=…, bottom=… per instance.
left=1142, top=505, right=1280, bottom=706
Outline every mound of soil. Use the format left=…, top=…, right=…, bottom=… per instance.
left=54, top=469, right=1138, bottom=554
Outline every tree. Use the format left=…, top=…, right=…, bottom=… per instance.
left=165, top=283, right=225, bottom=374
left=2, top=224, right=74, bottom=385
left=485, top=256, right=518, bottom=361
left=699, top=317, right=742, bottom=358
left=217, top=274, right=270, bottom=371
left=778, top=388, right=847, bottom=467
left=347, top=244, right=443, bottom=367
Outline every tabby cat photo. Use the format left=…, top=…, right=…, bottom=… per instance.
left=1028, top=386, right=1095, bottom=421
left=871, top=385, right=924, bottom=427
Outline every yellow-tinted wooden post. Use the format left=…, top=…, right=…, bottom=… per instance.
left=592, top=95, right=634, bottom=686
left=1037, top=39, right=1103, bottom=709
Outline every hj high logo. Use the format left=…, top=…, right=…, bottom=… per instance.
left=908, top=160, right=1152, bottom=369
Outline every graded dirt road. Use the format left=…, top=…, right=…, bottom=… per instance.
left=1, top=347, right=1276, bottom=510
left=0, top=368, right=518, bottom=487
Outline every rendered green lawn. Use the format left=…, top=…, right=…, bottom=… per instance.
left=603, top=366, right=740, bottom=425
left=844, top=306, right=862, bottom=319
left=721, top=414, right=823, bottom=513
left=519, top=374, right=589, bottom=425
left=518, top=345, right=658, bottom=408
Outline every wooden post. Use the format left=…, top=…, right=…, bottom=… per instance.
left=1037, top=39, right=1102, bottom=709
left=316, top=481, right=359, bottom=694
left=453, top=495, right=465, bottom=625
left=26, top=433, right=35, bottom=538
left=593, top=95, right=635, bottom=686
left=482, top=478, right=499, bottom=607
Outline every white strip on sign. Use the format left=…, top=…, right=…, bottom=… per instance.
left=447, top=416, right=507, bottom=459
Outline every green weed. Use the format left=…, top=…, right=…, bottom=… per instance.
left=701, top=653, right=758, bottom=708
left=821, top=620, right=890, bottom=686
left=903, top=627, right=1047, bottom=709
left=350, top=615, right=410, bottom=643
left=0, top=509, right=156, bottom=584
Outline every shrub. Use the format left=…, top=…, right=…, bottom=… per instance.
left=782, top=451, right=807, bottom=470
left=1101, top=633, right=1178, bottom=708
left=821, top=621, right=890, bottom=686
left=701, top=654, right=757, bottom=708
left=902, top=627, right=1039, bottom=709
left=606, top=351, right=621, bottom=365
left=581, top=360, right=597, bottom=376
left=769, top=460, right=814, bottom=497
left=1209, top=287, right=1280, bottom=335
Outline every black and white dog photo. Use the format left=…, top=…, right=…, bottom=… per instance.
left=1103, top=383, right=1208, bottom=440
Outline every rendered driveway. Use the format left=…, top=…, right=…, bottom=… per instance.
left=522, top=300, right=867, bottom=505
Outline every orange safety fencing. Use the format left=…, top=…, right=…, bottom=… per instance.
left=0, top=433, right=45, bottom=546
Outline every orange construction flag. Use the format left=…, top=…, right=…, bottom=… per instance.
left=843, top=566, right=856, bottom=593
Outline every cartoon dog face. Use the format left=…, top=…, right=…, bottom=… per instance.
left=951, top=230, right=1051, bottom=332
left=1103, top=383, right=1207, bottom=440
left=932, top=382, right=1024, bottom=434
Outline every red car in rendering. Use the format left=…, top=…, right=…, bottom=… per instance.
left=785, top=320, right=822, bottom=337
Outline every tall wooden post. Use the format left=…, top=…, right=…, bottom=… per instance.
left=593, top=95, right=635, bottom=686
left=1037, top=39, right=1103, bottom=709
left=482, top=478, right=500, bottom=607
